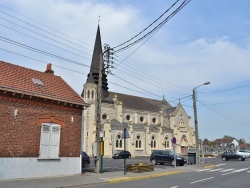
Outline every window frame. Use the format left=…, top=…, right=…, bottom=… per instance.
left=39, top=123, right=61, bottom=159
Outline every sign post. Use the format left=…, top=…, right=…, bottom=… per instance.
left=121, top=127, right=130, bottom=175
left=172, top=137, right=177, bottom=168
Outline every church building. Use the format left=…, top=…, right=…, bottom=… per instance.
left=81, top=26, right=196, bottom=157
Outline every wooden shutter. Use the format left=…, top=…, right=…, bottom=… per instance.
left=40, top=124, right=50, bottom=158
left=50, top=124, right=60, bottom=158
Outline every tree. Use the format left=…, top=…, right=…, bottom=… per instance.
left=238, top=138, right=246, bottom=144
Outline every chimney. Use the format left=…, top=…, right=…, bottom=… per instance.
left=45, top=63, right=54, bottom=74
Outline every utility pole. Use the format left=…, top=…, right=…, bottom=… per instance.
left=193, top=89, right=200, bottom=165
left=192, top=82, right=210, bottom=165
left=94, top=53, right=103, bottom=173
left=94, top=44, right=113, bottom=173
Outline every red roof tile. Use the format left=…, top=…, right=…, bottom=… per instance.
left=0, top=61, right=89, bottom=106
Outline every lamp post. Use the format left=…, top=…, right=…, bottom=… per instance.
left=193, top=81, right=210, bottom=165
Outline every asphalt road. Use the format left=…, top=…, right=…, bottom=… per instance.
left=83, top=156, right=222, bottom=173
left=82, top=157, right=250, bottom=188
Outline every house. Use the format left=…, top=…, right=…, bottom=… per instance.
left=0, top=61, right=89, bottom=180
left=81, top=25, right=196, bottom=157
left=210, top=136, right=239, bottom=152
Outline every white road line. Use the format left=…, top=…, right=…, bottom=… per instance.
left=222, top=168, right=249, bottom=176
left=220, top=168, right=235, bottom=172
left=190, top=177, right=214, bottom=184
left=170, top=186, right=179, bottom=188
left=197, top=169, right=210, bottom=172
left=247, top=171, right=250, bottom=173
left=209, top=168, right=224, bottom=172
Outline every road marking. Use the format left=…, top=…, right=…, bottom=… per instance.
left=170, top=186, right=179, bottom=188
left=247, top=171, right=250, bottom=173
left=197, top=169, right=210, bottom=172
left=220, top=168, right=235, bottom=172
left=190, top=177, right=214, bottom=184
left=222, top=168, right=249, bottom=176
left=209, top=168, right=224, bottom=172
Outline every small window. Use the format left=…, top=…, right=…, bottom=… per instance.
left=140, top=116, right=144, bottom=122
left=32, top=78, right=44, bottom=85
left=126, top=115, right=130, bottom=121
left=102, top=114, right=107, bottom=120
left=152, top=118, right=156, bottom=123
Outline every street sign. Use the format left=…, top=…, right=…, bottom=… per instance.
left=172, top=137, right=176, bottom=144
left=121, top=128, right=130, bottom=139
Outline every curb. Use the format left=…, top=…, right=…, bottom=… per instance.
left=108, top=170, right=185, bottom=183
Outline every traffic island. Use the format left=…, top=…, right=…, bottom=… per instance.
left=126, top=163, right=154, bottom=173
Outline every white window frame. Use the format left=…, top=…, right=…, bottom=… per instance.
left=115, top=133, right=123, bottom=149
left=135, top=134, right=142, bottom=149
left=39, top=123, right=61, bottom=159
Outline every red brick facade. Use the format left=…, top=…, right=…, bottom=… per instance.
left=0, top=93, right=83, bottom=158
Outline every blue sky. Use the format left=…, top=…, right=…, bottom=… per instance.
left=1, top=0, right=250, bottom=142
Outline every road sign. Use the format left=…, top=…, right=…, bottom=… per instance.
left=172, top=137, right=176, bottom=144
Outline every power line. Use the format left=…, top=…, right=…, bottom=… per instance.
left=113, top=0, right=180, bottom=49
left=0, top=3, right=93, bottom=47
left=0, top=16, right=92, bottom=56
left=113, top=0, right=191, bottom=53
left=0, top=10, right=92, bottom=52
left=0, top=47, right=165, bottom=100
left=0, top=36, right=90, bottom=68
left=0, top=23, right=91, bottom=61
left=199, top=84, right=250, bottom=93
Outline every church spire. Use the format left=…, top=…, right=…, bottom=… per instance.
left=82, top=25, right=109, bottom=99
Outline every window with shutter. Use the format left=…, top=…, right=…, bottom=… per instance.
left=39, top=123, right=61, bottom=158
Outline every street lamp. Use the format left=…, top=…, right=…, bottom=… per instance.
left=193, top=81, right=210, bottom=165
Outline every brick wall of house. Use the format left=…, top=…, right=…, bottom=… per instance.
left=0, top=94, right=83, bottom=158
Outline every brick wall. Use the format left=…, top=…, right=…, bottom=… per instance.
left=0, top=94, right=82, bottom=157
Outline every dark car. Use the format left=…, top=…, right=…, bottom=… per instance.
left=221, top=151, right=246, bottom=161
left=112, top=151, right=131, bottom=159
left=81, top=151, right=90, bottom=167
left=150, top=150, right=185, bottom=166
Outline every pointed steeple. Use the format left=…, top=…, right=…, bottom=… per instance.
left=89, top=25, right=103, bottom=75
left=82, top=25, right=109, bottom=99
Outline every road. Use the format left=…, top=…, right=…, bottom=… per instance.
left=83, top=156, right=221, bottom=173
left=82, top=158, right=250, bottom=188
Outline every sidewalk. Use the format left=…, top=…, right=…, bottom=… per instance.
left=0, top=165, right=215, bottom=188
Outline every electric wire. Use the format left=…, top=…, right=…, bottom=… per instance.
left=0, top=16, right=92, bottom=56
left=0, top=10, right=92, bottom=52
left=0, top=47, right=165, bottom=100
left=114, top=0, right=191, bottom=53
left=0, top=3, right=93, bottom=47
left=0, top=23, right=91, bottom=61
left=0, top=36, right=90, bottom=68
left=113, top=0, right=180, bottom=49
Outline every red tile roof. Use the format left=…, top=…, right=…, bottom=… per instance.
left=0, top=61, right=89, bottom=106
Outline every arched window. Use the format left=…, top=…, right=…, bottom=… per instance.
left=140, top=116, right=144, bottom=122
left=92, top=90, right=94, bottom=99
left=87, top=90, right=90, bottom=99
left=135, top=134, right=142, bottom=149
left=116, top=134, right=122, bottom=148
left=164, top=136, right=170, bottom=148
left=151, top=135, right=156, bottom=148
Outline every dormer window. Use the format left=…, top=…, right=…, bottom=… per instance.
left=32, top=78, right=43, bottom=85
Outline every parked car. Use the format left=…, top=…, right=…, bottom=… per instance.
left=236, top=150, right=250, bottom=157
left=112, top=151, right=131, bottom=159
left=221, top=151, right=246, bottom=161
left=150, top=150, right=185, bottom=166
left=81, top=151, right=90, bottom=167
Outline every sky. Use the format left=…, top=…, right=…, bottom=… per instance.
left=0, top=0, right=250, bottom=143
